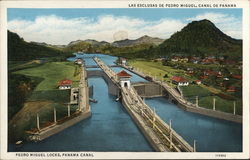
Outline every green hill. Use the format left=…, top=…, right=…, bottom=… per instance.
left=8, top=30, right=67, bottom=61
left=157, top=19, right=242, bottom=59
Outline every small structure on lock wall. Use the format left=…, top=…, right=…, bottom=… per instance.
left=116, top=70, right=132, bottom=89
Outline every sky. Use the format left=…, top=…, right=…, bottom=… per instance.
left=7, top=8, right=242, bottom=45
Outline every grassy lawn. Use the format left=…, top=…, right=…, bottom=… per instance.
left=180, top=85, right=211, bottom=97
left=8, top=60, right=44, bottom=72
left=181, top=85, right=242, bottom=114
left=199, top=96, right=242, bottom=115
left=128, top=60, right=242, bottom=115
left=9, top=61, right=80, bottom=141
left=129, top=60, right=197, bottom=87
left=14, top=62, right=80, bottom=90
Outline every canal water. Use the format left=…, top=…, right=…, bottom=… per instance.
left=9, top=53, right=242, bottom=152
left=145, top=98, right=242, bottom=152
left=67, top=53, right=117, bottom=66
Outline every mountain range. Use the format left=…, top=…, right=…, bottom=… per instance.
left=112, top=35, right=164, bottom=47
left=8, top=19, right=242, bottom=60
left=31, top=35, right=164, bottom=48
left=67, top=39, right=109, bottom=47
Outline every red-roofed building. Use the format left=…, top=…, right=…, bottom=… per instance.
left=203, top=70, right=222, bottom=77
left=200, top=75, right=209, bottom=79
left=171, top=76, right=189, bottom=86
left=226, top=86, right=236, bottom=92
left=195, top=80, right=202, bottom=85
left=231, top=74, right=242, bottom=79
left=116, top=70, right=132, bottom=88
left=201, top=57, right=218, bottom=65
left=58, top=79, right=72, bottom=90
left=117, top=70, right=132, bottom=78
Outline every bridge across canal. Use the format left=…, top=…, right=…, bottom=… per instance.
left=93, top=57, right=194, bottom=152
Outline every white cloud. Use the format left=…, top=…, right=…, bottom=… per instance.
left=186, top=12, right=242, bottom=39
left=8, top=15, right=185, bottom=45
left=8, top=12, right=242, bottom=45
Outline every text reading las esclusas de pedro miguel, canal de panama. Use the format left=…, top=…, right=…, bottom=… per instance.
left=128, top=4, right=236, bottom=8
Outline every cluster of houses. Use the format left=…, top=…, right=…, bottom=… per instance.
left=168, top=56, right=239, bottom=65
left=169, top=55, right=242, bottom=92
left=171, top=68, right=242, bottom=92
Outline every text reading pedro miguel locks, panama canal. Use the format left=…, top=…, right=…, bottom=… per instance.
left=129, top=3, right=236, bottom=8
left=16, top=153, right=94, bottom=158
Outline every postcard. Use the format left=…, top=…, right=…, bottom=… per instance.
left=0, top=0, right=249, bottom=159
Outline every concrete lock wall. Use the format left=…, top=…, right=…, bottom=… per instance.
left=133, top=82, right=164, bottom=98
left=121, top=93, right=167, bottom=152
left=38, top=111, right=91, bottom=140
left=184, top=105, right=242, bottom=123
left=87, top=70, right=119, bottom=96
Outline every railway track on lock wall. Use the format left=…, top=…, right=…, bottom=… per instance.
left=123, top=87, right=193, bottom=152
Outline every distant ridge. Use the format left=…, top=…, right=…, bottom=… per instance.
left=112, top=35, right=164, bottom=47
left=68, top=39, right=109, bottom=46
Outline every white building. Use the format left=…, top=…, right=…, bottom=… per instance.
left=116, top=70, right=132, bottom=89
left=58, top=79, right=73, bottom=90
left=171, top=76, right=189, bottom=86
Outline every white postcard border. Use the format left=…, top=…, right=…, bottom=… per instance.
left=0, top=0, right=249, bottom=159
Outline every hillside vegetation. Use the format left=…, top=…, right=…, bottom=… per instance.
left=8, top=30, right=69, bottom=61
left=156, top=19, right=242, bottom=59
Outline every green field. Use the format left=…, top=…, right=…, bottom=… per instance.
left=9, top=61, right=80, bottom=141
left=180, top=85, right=211, bottom=97
left=14, top=62, right=80, bottom=90
left=180, top=85, right=242, bottom=115
left=198, top=96, right=242, bottom=115
left=128, top=60, right=197, bottom=87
